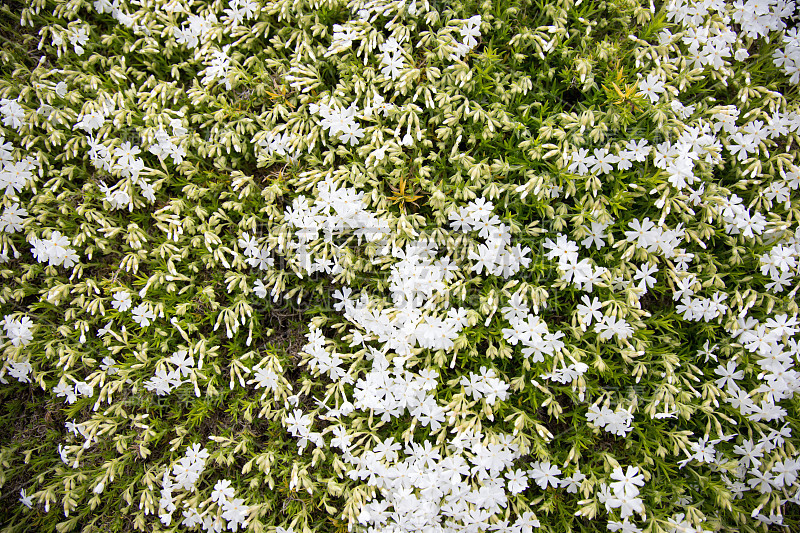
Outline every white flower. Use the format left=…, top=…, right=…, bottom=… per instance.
left=211, top=479, right=235, bottom=504
left=184, top=443, right=210, bottom=464
left=100, top=356, right=118, bottom=375
left=69, top=27, right=89, bottom=55
left=168, top=350, right=194, bottom=377
left=560, top=469, right=586, bottom=493
left=380, top=50, right=405, bottom=79
left=505, top=468, right=530, bottom=494
left=55, top=81, right=68, bottom=98
left=3, top=315, right=34, bottom=346
left=460, top=14, right=482, bottom=48
left=181, top=507, right=203, bottom=527
left=610, top=466, right=645, bottom=498
left=74, top=110, right=105, bottom=133
left=250, top=366, right=280, bottom=391
left=144, top=368, right=173, bottom=396
left=221, top=497, right=249, bottom=529
left=19, top=488, right=33, bottom=509
left=1, top=160, right=32, bottom=196
left=112, top=290, right=132, bottom=312
left=0, top=202, right=28, bottom=233
left=53, top=381, right=78, bottom=404
left=638, top=73, right=665, bottom=104
left=131, top=303, right=156, bottom=327
left=528, top=461, right=561, bottom=489
left=75, top=381, right=94, bottom=397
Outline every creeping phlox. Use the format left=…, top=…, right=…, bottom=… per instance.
left=2, top=0, right=800, bottom=531
left=30, top=231, right=80, bottom=269
left=158, top=444, right=250, bottom=531
left=144, top=350, right=198, bottom=397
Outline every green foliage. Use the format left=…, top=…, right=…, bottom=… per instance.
left=0, top=0, right=799, bottom=532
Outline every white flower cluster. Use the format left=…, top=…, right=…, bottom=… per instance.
left=351, top=348, right=446, bottom=429
left=172, top=12, right=217, bottom=49
left=254, top=129, right=300, bottom=162
left=166, top=444, right=209, bottom=493
left=238, top=232, right=274, bottom=271
left=1, top=315, right=33, bottom=347
left=159, top=443, right=250, bottom=531
left=312, top=100, right=366, bottom=146
left=723, top=315, right=800, bottom=420
left=221, top=0, right=259, bottom=28
left=202, top=45, right=233, bottom=90
left=502, top=308, right=566, bottom=363
left=387, top=240, right=454, bottom=308
left=449, top=15, right=482, bottom=60
left=98, top=179, right=136, bottom=211
left=665, top=0, right=790, bottom=76
left=654, top=122, right=722, bottom=190
left=87, top=135, right=156, bottom=207
left=177, top=479, right=250, bottom=531
left=724, top=430, right=800, bottom=499
left=775, top=29, right=800, bottom=83
left=451, top=198, right=532, bottom=278
left=344, top=285, right=467, bottom=356
left=587, top=403, right=634, bottom=437
left=92, top=0, right=136, bottom=27
left=326, top=22, right=360, bottom=56
left=52, top=377, right=100, bottom=404
left=1, top=156, right=36, bottom=199
left=460, top=366, right=510, bottom=407
left=73, top=98, right=110, bottom=134
left=277, top=176, right=388, bottom=277
left=346, top=430, right=543, bottom=533
left=2, top=0, right=799, bottom=528
left=284, top=408, right=324, bottom=453
left=759, top=229, right=800, bottom=293
left=544, top=233, right=607, bottom=292
left=622, top=218, right=687, bottom=260
left=2, top=358, right=32, bottom=383
left=597, top=466, right=646, bottom=525
left=114, top=141, right=144, bottom=179
left=30, top=231, right=80, bottom=268
left=568, top=140, right=651, bottom=177
left=144, top=350, right=197, bottom=397
left=301, top=325, right=347, bottom=381
left=676, top=289, right=729, bottom=322
left=709, top=188, right=770, bottom=236
left=49, top=25, right=92, bottom=57
left=247, top=356, right=284, bottom=399
left=0, top=99, right=26, bottom=131
left=148, top=118, right=188, bottom=165
left=541, top=361, right=589, bottom=388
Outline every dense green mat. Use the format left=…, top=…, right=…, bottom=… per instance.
left=2, top=0, right=800, bottom=532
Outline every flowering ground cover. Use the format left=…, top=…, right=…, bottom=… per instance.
left=2, top=0, right=800, bottom=532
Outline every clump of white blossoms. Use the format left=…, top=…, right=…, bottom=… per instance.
left=598, top=465, right=646, bottom=523
left=1, top=315, right=33, bottom=347
left=144, top=350, right=197, bottom=397
left=587, top=403, right=635, bottom=437
left=30, top=231, right=79, bottom=268
left=0, top=99, right=26, bottom=131
left=0, top=315, right=34, bottom=384
left=3, top=0, right=800, bottom=531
